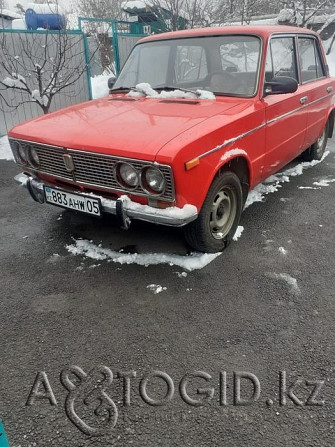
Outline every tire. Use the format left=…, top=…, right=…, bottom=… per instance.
left=183, top=171, right=243, bottom=253
left=301, top=120, right=329, bottom=162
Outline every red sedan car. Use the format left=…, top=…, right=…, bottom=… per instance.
left=8, top=26, right=335, bottom=252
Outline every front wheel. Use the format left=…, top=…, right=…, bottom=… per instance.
left=301, top=120, right=329, bottom=162
left=183, top=171, right=243, bottom=253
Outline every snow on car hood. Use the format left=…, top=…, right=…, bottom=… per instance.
left=9, top=95, right=240, bottom=161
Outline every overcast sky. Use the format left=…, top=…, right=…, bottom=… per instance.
left=6, top=0, right=74, bottom=13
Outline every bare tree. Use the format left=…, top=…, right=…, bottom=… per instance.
left=75, top=0, right=124, bottom=21
left=0, top=30, right=96, bottom=114
left=278, top=0, right=334, bottom=26
left=15, top=3, right=25, bottom=15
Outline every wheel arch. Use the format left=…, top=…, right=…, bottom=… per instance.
left=212, top=155, right=251, bottom=205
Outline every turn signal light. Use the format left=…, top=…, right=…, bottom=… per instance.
left=185, top=157, right=200, bottom=171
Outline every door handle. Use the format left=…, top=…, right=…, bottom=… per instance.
left=327, top=86, right=333, bottom=93
left=300, top=96, right=308, bottom=104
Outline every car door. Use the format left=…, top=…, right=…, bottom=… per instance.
left=297, top=35, right=332, bottom=148
left=262, top=35, right=308, bottom=177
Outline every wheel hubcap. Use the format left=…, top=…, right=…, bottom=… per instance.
left=316, top=128, right=326, bottom=157
left=210, top=187, right=237, bottom=240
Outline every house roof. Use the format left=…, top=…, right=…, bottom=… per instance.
left=0, top=9, right=23, bottom=20
left=122, top=0, right=188, bottom=20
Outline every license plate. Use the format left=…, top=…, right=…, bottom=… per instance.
left=44, top=187, right=101, bottom=216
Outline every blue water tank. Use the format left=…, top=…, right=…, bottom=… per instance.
left=25, top=8, right=66, bottom=30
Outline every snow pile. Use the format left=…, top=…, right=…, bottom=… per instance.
left=245, top=151, right=330, bottom=208
left=0, top=136, right=14, bottom=161
left=91, top=74, right=110, bottom=99
left=127, top=83, right=215, bottom=100
left=147, top=284, right=167, bottom=294
left=66, top=239, right=222, bottom=271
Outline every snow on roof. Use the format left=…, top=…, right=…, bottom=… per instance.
left=26, top=3, right=64, bottom=14
left=0, top=9, right=23, bottom=20
left=122, top=0, right=146, bottom=9
left=122, top=0, right=188, bottom=20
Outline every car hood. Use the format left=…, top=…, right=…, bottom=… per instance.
left=9, top=95, right=241, bottom=161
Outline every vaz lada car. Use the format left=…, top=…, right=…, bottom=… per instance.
left=9, top=26, right=335, bottom=252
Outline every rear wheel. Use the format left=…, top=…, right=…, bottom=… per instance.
left=301, top=120, right=329, bottom=162
left=183, top=171, right=243, bottom=253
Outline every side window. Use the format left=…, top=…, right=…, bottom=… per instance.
left=175, top=46, right=208, bottom=83
left=220, top=39, right=260, bottom=73
left=267, top=37, right=298, bottom=81
left=298, top=37, right=325, bottom=82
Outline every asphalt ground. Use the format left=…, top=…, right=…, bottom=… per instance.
left=0, top=139, right=335, bottom=446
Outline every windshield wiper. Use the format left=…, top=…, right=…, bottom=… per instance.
left=154, top=85, right=201, bottom=96
left=110, top=86, right=133, bottom=93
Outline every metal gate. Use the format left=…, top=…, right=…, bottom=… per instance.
left=78, top=18, right=148, bottom=75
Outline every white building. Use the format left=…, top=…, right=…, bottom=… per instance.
left=0, top=9, right=23, bottom=29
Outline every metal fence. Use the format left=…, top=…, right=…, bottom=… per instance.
left=78, top=18, right=148, bottom=74
left=0, top=29, right=91, bottom=136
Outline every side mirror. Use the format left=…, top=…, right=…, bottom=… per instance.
left=108, top=76, right=116, bottom=91
left=264, top=76, right=298, bottom=95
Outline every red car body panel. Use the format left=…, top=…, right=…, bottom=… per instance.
left=8, top=25, right=335, bottom=216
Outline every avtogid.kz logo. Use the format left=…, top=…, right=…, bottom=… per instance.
left=25, top=366, right=326, bottom=437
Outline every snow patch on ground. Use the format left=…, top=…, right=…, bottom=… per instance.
left=233, top=226, right=244, bottom=241
left=0, top=136, right=14, bottom=161
left=278, top=247, right=288, bottom=255
left=147, top=284, right=167, bottom=294
left=313, top=178, right=335, bottom=187
left=91, top=74, right=110, bottom=99
left=66, top=239, right=221, bottom=271
left=245, top=151, right=330, bottom=208
left=174, top=271, right=188, bottom=278
left=298, top=186, right=320, bottom=190
left=268, top=272, right=301, bottom=295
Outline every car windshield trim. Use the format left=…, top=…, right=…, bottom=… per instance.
left=113, top=34, right=263, bottom=98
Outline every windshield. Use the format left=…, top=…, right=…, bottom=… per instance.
left=113, top=35, right=261, bottom=97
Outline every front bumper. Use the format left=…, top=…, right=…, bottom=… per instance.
left=15, top=173, right=198, bottom=228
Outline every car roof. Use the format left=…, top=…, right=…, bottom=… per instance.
left=139, top=25, right=318, bottom=43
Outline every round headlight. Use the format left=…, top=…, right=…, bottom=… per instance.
left=28, top=147, right=40, bottom=168
left=115, top=163, right=139, bottom=189
left=18, top=144, right=28, bottom=164
left=142, top=167, right=166, bottom=194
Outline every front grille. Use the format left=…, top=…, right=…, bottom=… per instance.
left=12, top=139, right=175, bottom=201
